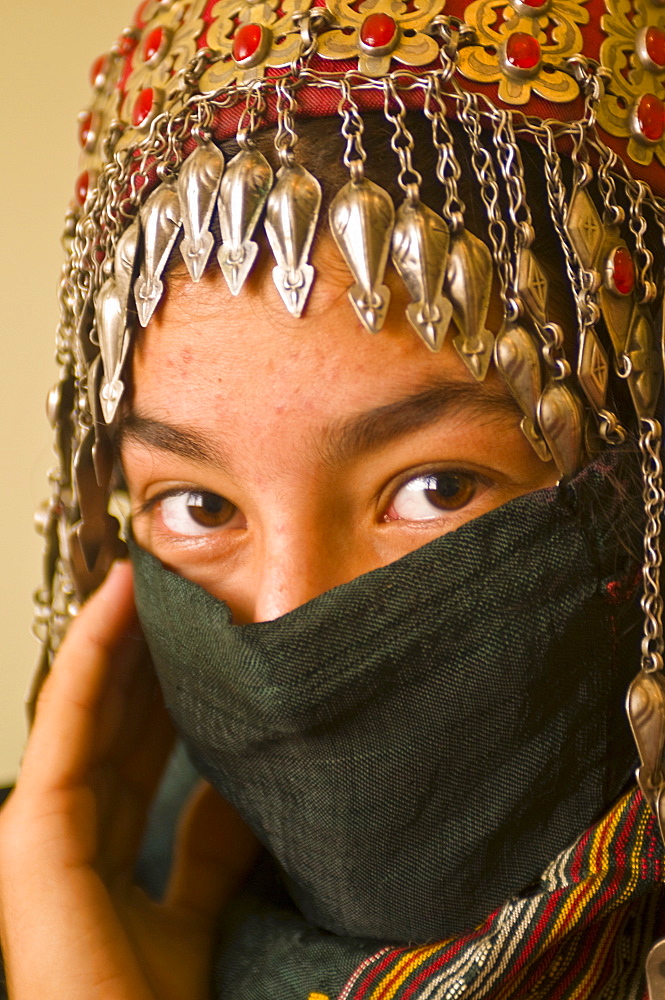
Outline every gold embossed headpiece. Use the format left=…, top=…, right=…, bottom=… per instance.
left=36, top=5, right=665, bottom=975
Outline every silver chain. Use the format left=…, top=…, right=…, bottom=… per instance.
left=382, top=78, right=421, bottom=202
left=492, top=109, right=533, bottom=255
left=274, top=80, right=299, bottom=168
left=423, top=75, right=464, bottom=232
left=338, top=77, right=367, bottom=181
left=456, top=90, right=513, bottom=314
left=626, top=179, right=658, bottom=306
left=639, top=418, right=665, bottom=674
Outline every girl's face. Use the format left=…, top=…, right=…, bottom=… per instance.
left=121, top=244, right=558, bottom=624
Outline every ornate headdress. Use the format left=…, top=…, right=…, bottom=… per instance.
left=34, top=0, right=665, bottom=980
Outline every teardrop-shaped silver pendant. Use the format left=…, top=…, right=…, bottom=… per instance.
left=114, top=219, right=140, bottom=309
left=329, top=178, right=394, bottom=334
left=178, top=141, right=225, bottom=282
left=537, top=380, right=584, bottom=477
left=391, top=200, right=451, bottom=351
left=445, top=230, right=494, bottom=381
left=96, top=277, right=131, bottom=424
left=264, top=163, right=322, bottom=318
left=134, top=182, right=182, bottom=327
left=217, top=147, right=273, bottom=296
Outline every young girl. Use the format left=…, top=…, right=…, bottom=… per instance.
left=0, top=1, right=663, bottom=997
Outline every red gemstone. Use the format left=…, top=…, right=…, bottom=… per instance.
left=132, top=87, right=155, bottom=127
left=89, top=54, right=108, bottom=88
left=645, top=26, right=665, bottom=70
left=143, top=26, right=166, bottom=63
left=608, top=246, right=635, bottom=295
left=75, top=171, right=91, bottom=206
left=359, top=12, right=398, bottom=49
left=233, top=23, right=264, bottom=64
left=78, top=111, right=94, bottom=148
left=521, top=0, right=548, bottom=6
left=636, top=92, right=665, bottom=141
left=134, top=0, right=153, bottom=24
left=117, top=31, right=138, bottom=58
left=505, top=31, right=541, bottom=71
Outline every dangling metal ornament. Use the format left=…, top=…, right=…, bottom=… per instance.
left=96, top=219, right=141, bottom=424
left=627, top=670, right=665, bottom=819
left=96, top=278, right=132, bottom=424
left=70, top=429, right=121, bottom=582
left=565, top=186, right=604, bottom=271
left=577, top=327, right=609, bottom=413
left=599, top=284, right=634, bottom=356
left=134, top=183, right=182, bottom=327
left=494, top=323, right=550, bottom=461
left=264, top=163, right=322, bottom=317
left=391, top=199, right=452, bottom=351
left=646, top=938, right=665, bottom=1000
left=625, top=310, right=663, bottom=420
left=537, top=381, right=584, bottom=477
left=178, top=141, right=225, bottom=281
left=329, top=178, right=395, bottom=334
left=115, top=219, right=140, bottom=310
left=515, top=248, right=549, bottom=328
left=445, top=230, right=494, bottom=380
left=217, top=147, right=273, bottom=296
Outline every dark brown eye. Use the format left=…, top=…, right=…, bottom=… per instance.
left=387, top=472, right=476, bottom=521
left=422, top=473, right=475, bottom=510
left=161, top=491, right=237, bottom=535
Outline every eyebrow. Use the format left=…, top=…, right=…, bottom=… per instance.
left=325, top=376, right=520, bottom=467
left=117, top=376, right=521, bottom=471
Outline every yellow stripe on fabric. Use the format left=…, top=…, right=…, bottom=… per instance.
left=369, top=941, right=445, bottom=1000
left=540, top=793, right=630, bottom=951
left=567, top=909, right=625, bottom=1000
left=308, top=992, right=330, bottom=1000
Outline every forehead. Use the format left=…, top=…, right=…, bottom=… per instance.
left=131, top=240, right=512, bottom=428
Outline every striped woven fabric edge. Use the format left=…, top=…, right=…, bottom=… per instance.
left=337, top=787, right=664, bottom=1000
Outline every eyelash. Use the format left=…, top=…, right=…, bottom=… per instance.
left=384, top=467, right=489, bottom=521
left=138, top=466, right=490, bottom=539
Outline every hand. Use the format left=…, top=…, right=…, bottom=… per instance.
left=0, top=562, right=259, bottom=1000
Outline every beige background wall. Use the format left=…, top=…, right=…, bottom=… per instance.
left=0, top=3, right=134, bottom=785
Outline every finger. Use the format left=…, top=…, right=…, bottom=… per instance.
left=166, top=782, right=260, bottom=919
left=21, top=561, right=140, bottom=791
left=99, top=691, right=177, bottom=877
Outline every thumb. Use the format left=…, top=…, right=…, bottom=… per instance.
left=166, top=781, right=260, bottom=918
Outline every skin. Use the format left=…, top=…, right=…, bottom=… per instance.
left=124, top=249, right=558, bottom=621
left=0, top=242, right=558, bottom=999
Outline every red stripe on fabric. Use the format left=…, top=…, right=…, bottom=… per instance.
left=548, top=912, right=622, bottom=1000
left=350, top=947, right=410, bottom=1000
left=583, top=794, right=646, bottom=924
left=346, top=793, right=655, bottom=1000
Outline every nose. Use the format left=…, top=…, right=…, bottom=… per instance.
left=245, top=522, right=363, bottom=623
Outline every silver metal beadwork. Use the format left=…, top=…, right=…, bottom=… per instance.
left=329, top=178, right=395, bottom=334
left=217, top=147, right=273, bottom=296
left=264, top=163, right=322, bottom=317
